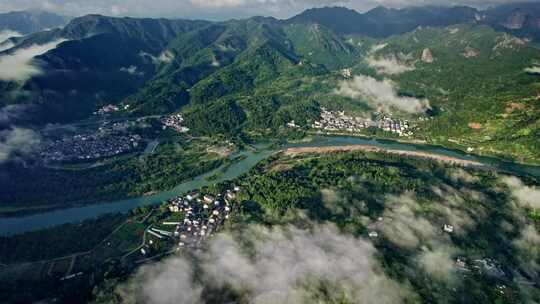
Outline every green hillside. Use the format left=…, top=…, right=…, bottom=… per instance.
left=364, top=24, right=540, bottom=163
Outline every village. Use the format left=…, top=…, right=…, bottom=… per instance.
left=136, top=185, right=242, bottom=257
left=161, top=113, right=189, bottom=133
left=39, top=122, right=144, bottom=163
left=311, top=107, right=413, bottom=136
left=38, top=112, right=192, bottom=163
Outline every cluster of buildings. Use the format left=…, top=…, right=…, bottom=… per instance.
left=455, top=257, right=506, bottom=279
left=143, top=186, right=241, bottom=253
left=93, top=104, right=129, bottom=115
left=378, top=116, right=412, bottom=136
left=161, top=113, right=189, bottom=133
left=312, top=108, right=375, bottom=132
left=311, top=108, right=412, bottom=136
left=39, top=130, right=143, bottom=163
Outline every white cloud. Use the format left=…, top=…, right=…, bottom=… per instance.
left=335, top=75, right=431, bottom=114
left=211, top=58, right=220, bottom=67
left=190, top=0, right=248, bottom=8
left=0, top=104, right=31, bottom=125
left=378, top=193, right=440, bottom=248
left=0, top=30, right=21, bottom=43
left=139, top=50, right=174, bottom=64
left=0, top=39, right=66, bottom=82
left=119, top=65, right=144, bottom=76
left=156, top=50, right=174, bottom=63
left=503, top=176, right=540, bottom=210
left=513, top=225, right=540, bottom=275
left=0, top=41, right=15, bottom=53
left=448, top=168, right=479, bottom=184
left=124, top=224, right=413, bottom=304
left=417, top=246, right=457, bottom=281
left=0, top=127, right=41, bottom=163
left=524, top=66, right=540, bottom=74
left=140, top=258, right=202, bottom=304
left=0, top=30, right=22, bottom=52
left=366, top=54, right=415, bottom=75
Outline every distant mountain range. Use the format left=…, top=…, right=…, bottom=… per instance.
left=1, top=3, right=540, bottom=127
left=0, top=10, right=70, bottom=35
left=289, top=3, right=540, bottom=40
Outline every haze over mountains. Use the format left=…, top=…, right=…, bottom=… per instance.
left=0, top=10, right=69, bottom=35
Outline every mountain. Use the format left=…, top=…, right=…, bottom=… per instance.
left=1, top=3, right=540, bottom=163
left=361, top=23, right=540, bottom=162
left=0, top=10, right=70, bottom=35
left=288, top=3, right=540, bottom=41
left=0, top=14, right=355, bottom=125
left=0, top=15, right=210, bottom=124
left=483, top=2, right=540, bottom=41
left=287, top=6, right=479, bottom=37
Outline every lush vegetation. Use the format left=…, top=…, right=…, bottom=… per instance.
left=3, top=150, right=536, bottom=303
left=367, top=24, right=540, bottom=163
left=0, top=214, right=126, bottom=264
left=230, top=152, right=540, bottom=303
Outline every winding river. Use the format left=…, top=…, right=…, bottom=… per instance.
left=1, top=135, right=539, bottom=236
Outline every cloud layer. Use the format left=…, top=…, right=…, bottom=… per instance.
left=336, top=75, right=431, bottom=114
left=124, top=224, right=412, bottom=304
left=0, top=30, right=22, bottom=52
left=366, top=55, right=415, bottom=75
left=0, top=39, right=65, bottom=82
left=365, top=44, right=415, bottom=75
left=0, top=127, right=41, bottom=163
left=503, top=176, right=540, bottom=210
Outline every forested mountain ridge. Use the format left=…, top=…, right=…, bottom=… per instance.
left=359, top=24, right=540, bottom=162
left=0, top=10, right=69, bottom=35
left=289, top=3, right=540, bottom=41
left=1, top=4, right=540, bottom=162
left=288, top=5, right=479, bottom=37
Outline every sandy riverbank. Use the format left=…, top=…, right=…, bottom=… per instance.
left=281, top=145, right=485, bottom=167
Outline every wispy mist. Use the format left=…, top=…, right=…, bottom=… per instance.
left=335, top=75, right=431, bottom=114
left=0, top=39, right=65, bottom=82
left=0, top=30, right=22, bottom=52
left=123, top=224, right=412, bottom=304
left=0, top=127, right=41, bottom=163
left=503, top=176, right=540, bottom=209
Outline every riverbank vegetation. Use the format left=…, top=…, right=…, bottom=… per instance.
left=0, top=138, right=226, bottom=216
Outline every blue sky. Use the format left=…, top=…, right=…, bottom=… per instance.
left=0, top=0, right=537, bottom=19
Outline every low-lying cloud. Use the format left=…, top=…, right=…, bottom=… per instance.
left=366, top=55, right=415, bottom=75
left=336, top=75, right=431, bottom=114
left=503, top=176, right=540, bottom=209
left=0, top=39, right=66, bottom=82
left=513, top=225, right=540, bottom=275
left=124, top=224, right=412, bottom=304
left=524, top=66, right=540, bottom=75
left=139, top=50, right=174, bottom=64
left=365, top=45, right=415, bottom=75
left=0, top=127, right=41, bottom=163
left=417, top=246, right=457, bottom=281
left=120, top=65, right=144, bottom=76
left=0, top=30, right=22, bottom=52
left=378, top=193, right=440, bottom=249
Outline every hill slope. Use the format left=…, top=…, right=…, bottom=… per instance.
left=0, top=10, right=69, bottom=35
